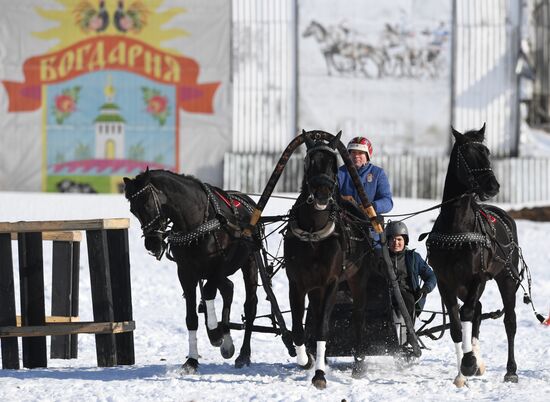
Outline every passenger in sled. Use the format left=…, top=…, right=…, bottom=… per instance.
left=385, top=220, right=437, bottom=323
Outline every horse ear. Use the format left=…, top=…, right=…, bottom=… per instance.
left=303, top=132, right=316, bottom=150
left=328, top=131, right=342, bottom=149
left=143, top=167, right=151, bottom=183
left=123, top=177, right=131, bottom=186
left=451, top=126, right=463, bottom=143
left=479, top=122, right=486, bottom=135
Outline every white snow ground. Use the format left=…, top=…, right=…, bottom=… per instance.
left=0, top=191, right=549, bottom=402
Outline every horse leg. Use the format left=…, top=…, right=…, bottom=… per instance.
left=459, top=278, right=486, bottom=377
left=310, top=282, right=338, bottom=390
left=349, top=273, right=368, bottom=378
left=202, top=280, right=223, bottom=347
left=289, top=281, right=313, bottom=369
left=217, top=278, right=235, bottom=360
left=235, top=255, right=258, bottom=368
left=497, top=275, right=518, bottom=383
left=472, top=301, right=486, bottom=376
left=439, top=284, right=466, bottom=387
left=178, top=271, right=200, bottom=374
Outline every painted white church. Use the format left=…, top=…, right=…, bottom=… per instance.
left=94, top=75, right=126, bottom=159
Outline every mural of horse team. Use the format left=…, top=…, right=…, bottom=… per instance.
left=302, top=19, right=450, bottom=79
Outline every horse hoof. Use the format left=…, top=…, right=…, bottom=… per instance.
left=475, top=361, right=486, bottom=376
left=460, top=352, right=477, bottom=376
left=312, top=370, right=327, bottom=389
left=504, top=373, right=519, bottom=383
left=453, top=374, right=466, bottom=388
left=352, top=360, right=367, bottom=379
left=220, top=334, right=235, bottom=359
left=299, top=353, right=314, bottom=370
left=234, top=354, right=251, bottom=369
left=181, top=358, right=199, bottom=374
left=207, top=326, right=223, bottom=347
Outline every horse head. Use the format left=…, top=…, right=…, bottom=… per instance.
left=450, top=123, right=500, bottom=201
left=302, top=20, right=325, bottom=40
left=123, top=168, right=169, bottom=259
left=303, top=131, right=341, bottom=210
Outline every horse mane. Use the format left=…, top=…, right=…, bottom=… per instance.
left=462, top=129, right=485, bottom=143
left=139, top=169, right=204, bottom=188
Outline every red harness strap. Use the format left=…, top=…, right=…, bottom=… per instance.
left=214, top=190, right=241, bottom=209
left=479, top=209, right=497, bottom=223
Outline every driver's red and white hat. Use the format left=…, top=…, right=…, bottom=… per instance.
left=347, top=137, right=373, bottom=160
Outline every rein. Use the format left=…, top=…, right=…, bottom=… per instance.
left=383, top=193, right=470, bottom=221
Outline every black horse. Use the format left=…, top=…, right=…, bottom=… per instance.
left=427, top=124, right=521, bottom=386
left=284, top=132, right=375, bottom=389
left=123, top=169, right=260, bottom=373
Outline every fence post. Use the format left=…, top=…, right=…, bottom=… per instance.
left=0, top=233, right=19, bottom=369
left=18, top=232, right=47, bottom=368
left=107, top=229, right=135, bottom=365
left=50, top=240, right=75, bottom=359
left=70, top=241, right=80, bottom=359
left=86, top=229, right=117, bottom=367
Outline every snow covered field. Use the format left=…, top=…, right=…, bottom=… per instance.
left=0, top=191, right=549, bottom=402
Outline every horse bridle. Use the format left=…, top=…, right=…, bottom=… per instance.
left=128, top=182, right=168, bottom=236
left=304, top=144, right=339, bottom=204
left=455, top=141, right=495, bottom=194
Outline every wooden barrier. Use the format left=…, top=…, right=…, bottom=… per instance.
left=0, top=219, right=135, bottom=369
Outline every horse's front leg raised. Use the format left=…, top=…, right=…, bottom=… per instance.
left=217, top=278, right=235, bottom=360
left=202, top=280, right=223, bottom=347
left=234, top=255, right=258, bottom=368
left=179, top=276, right=200, bottom=374
left=439, top=284, right=466, bottom=387
left=471, top=301, right=486, bottom=376
left=459, top=278, right=486, bottom=378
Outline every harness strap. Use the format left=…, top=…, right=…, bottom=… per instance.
left=168, top=219, right=221, bottom=245
left=426, top=232, right=491, bottom=249
left=287, top=219, right=336, bottom=241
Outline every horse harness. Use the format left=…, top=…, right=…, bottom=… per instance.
left=167, top=182, right=255, bottom=248
left=286, top=201, right=373, bottom=270
left=426, top=204, right=519, bottom=279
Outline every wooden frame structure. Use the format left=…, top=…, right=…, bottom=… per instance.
left=0, top=219, right=135, bottom=369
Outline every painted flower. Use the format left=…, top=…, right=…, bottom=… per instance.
left=55, top=94, right=76, bottom=113
left=147, top=95, right=168, bottom=114
left=52, top=86, right=81, bottom=125
left=142, top=87, right=170, bottom=126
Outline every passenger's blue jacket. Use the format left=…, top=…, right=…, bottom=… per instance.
left=404, top=249, right=437, bottom=310
left=337, top=163, right=393, bottom=214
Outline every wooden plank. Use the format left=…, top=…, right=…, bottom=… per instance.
left=18, top=232, right=47, bottom=368
left=0, top=218, right=129, bottom=233
left=107, top=229, right=135, bottom=365
left=0, top=233, right=19, bottom=369
left=10, top=231, right=82, bottom=242
left=16, top=316, right=80, bottom=326
left=71, top=241, right=80, bottom=359
left=0, top=321, right=135, bottom=338
left=86, top=229, right=117, bottom=367
left=50, top=239, right=75, bottom=360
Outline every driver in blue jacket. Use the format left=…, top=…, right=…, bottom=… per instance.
left=385, top=220, right=437, bottom=321
left=337, top=136, right=393, bottom=245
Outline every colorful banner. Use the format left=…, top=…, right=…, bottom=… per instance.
left=0, top=0, right=230, bottom=192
